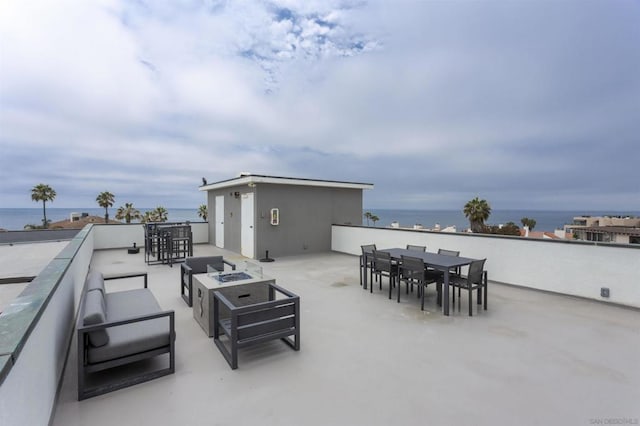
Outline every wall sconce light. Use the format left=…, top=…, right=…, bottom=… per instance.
left=270, top=208, right=280, bottom=225
left=234, top=191, right=240, bottom=198
left=248, top=182, right=256, bottom=188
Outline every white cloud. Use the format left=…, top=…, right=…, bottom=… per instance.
left=0, top=0, right=638, bottom=210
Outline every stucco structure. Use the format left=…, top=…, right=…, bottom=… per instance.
left=564, top=215, right=640, bottom=244
left=199, top=174, right=373, bottom=259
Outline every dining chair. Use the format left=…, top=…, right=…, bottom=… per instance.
left=427, top=249, right=461, bottom=305
left=399, top=255, right=437, bottom=310
left=406, top=244, right=426, bottom=252
left=437, top=249, right=461, bottom=276
left=448, top=259, right=488, bottom=316
left=360, top=244, right=376, bottom=288
left=437, top=248, right=460, bottom=257
left=371, top=250, right=398, bottom=299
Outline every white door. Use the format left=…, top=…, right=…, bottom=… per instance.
left=215, top=195, right=224, bottom=247
left=241, top=192, right=255, bottom=258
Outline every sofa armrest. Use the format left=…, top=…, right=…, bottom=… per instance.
left=103, top=272, right=148, bottom=289
left=78, top=309, right=175, bottom=332
left=223, top=259, right=236, bottom=271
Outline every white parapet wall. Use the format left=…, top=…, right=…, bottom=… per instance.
left=0, top=229, right=94, bottom=426
left=0, top=222, right=210, bottom=426
left=92, top=222, right=209, bottom=249
left=332, top=225, right=640, bottom=308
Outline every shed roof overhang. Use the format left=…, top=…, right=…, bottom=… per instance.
left=199, top=174, right=374, bottom=192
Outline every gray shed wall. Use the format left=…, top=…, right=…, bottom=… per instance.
left=207, top=183, right=362, bottom=259
left=254, top=184, right=362, bottom=258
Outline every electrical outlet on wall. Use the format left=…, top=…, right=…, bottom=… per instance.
left=600, top=287, right=610, bottom=298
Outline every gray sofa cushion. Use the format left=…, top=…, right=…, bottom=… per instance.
left=87, top=289, right=173, bottom=364
left=83, top=290, right=109, bottom=347
left=86, top=271, right=106, bottom=296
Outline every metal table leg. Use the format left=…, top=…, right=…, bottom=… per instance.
left=443, top=270, right=450, bottom=316
left=363, top=256, right=368, bottom=290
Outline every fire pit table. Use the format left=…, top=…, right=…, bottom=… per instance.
left=192, top=267, right=275, bottom=337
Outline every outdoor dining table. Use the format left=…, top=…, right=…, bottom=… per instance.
left=378, top=248, right=480, bottom=316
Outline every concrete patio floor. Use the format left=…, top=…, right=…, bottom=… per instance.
left=52, top=244, right=640, bottom=425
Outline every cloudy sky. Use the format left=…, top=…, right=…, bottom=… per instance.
left=1, top=0, right=638, bottom=210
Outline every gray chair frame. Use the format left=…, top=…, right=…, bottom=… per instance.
left=428, top=249, right=461, bottom=305
left=360, top=244, right=376, bottom=288
left=181, top=256, right=236, bottom=307
left=449, top=259, right=488, bottom=316
left=399, top=255, right=437, bottom=310
left=371, top=250, right=399, bottom=299
left=213, top=283, right=300, bottom=369
left=165, top=225, right=193, bottom=267
left=438, top=248, right=460, bottom=257
left=406, top=244, right=426, bottom=252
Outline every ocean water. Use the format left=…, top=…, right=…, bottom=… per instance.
left=1, top=207, right=637, bottom=232
left=0, top=208, right=202, bottom=231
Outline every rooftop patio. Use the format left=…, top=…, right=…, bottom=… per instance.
left=49, top=244, right=640, bottom=425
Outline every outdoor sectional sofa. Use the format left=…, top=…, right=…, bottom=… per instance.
left=77, top=271, right=175, bottom=400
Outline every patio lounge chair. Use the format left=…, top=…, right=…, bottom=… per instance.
left=448, top=259, right=488, bottom=316
left=181, top=256, right=236, bottom=307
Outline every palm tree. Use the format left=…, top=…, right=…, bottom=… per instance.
left=153, top=206, right=168, bottom=222
left=115, top=203, right=141, bottom=224
left=142, top=206, right=169, bottom=223
left=31, top=183, right=56, bottom=228
left=521, top=217, right=537, bottom=231
left=463, top=197, right=491, bottom=233
left=96, top=191, right=115, bottom=223
left=141, top=211, right=155, bottom=223
left=371, top=214, right=380, bottom=227
left=364, top=211, right=373, bottom=226
left=198, top=204, right=207, bottom=221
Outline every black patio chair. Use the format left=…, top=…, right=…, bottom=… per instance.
left=406, top=244, right=426, bottom=252
left=180, top=256, right=236, bottom=307
left=371, top=250, right=399, bottom=299
left=448, top=259, right=488, bottom=316
left=360, top=244, right=376, bottom=288
left=426, top=249, right=461, bottom=305
left=165, top=225, right=193, bottom=267
left=399, top=255, right=438, bottom=309
left=437, top=248, right=460, bottom=257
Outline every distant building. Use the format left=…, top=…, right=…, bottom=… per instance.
left=564, top=216, right=640, bottom=244
left=69, top=212, right=89, bottom=222
left=520, top=226, right=563, bottom=240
